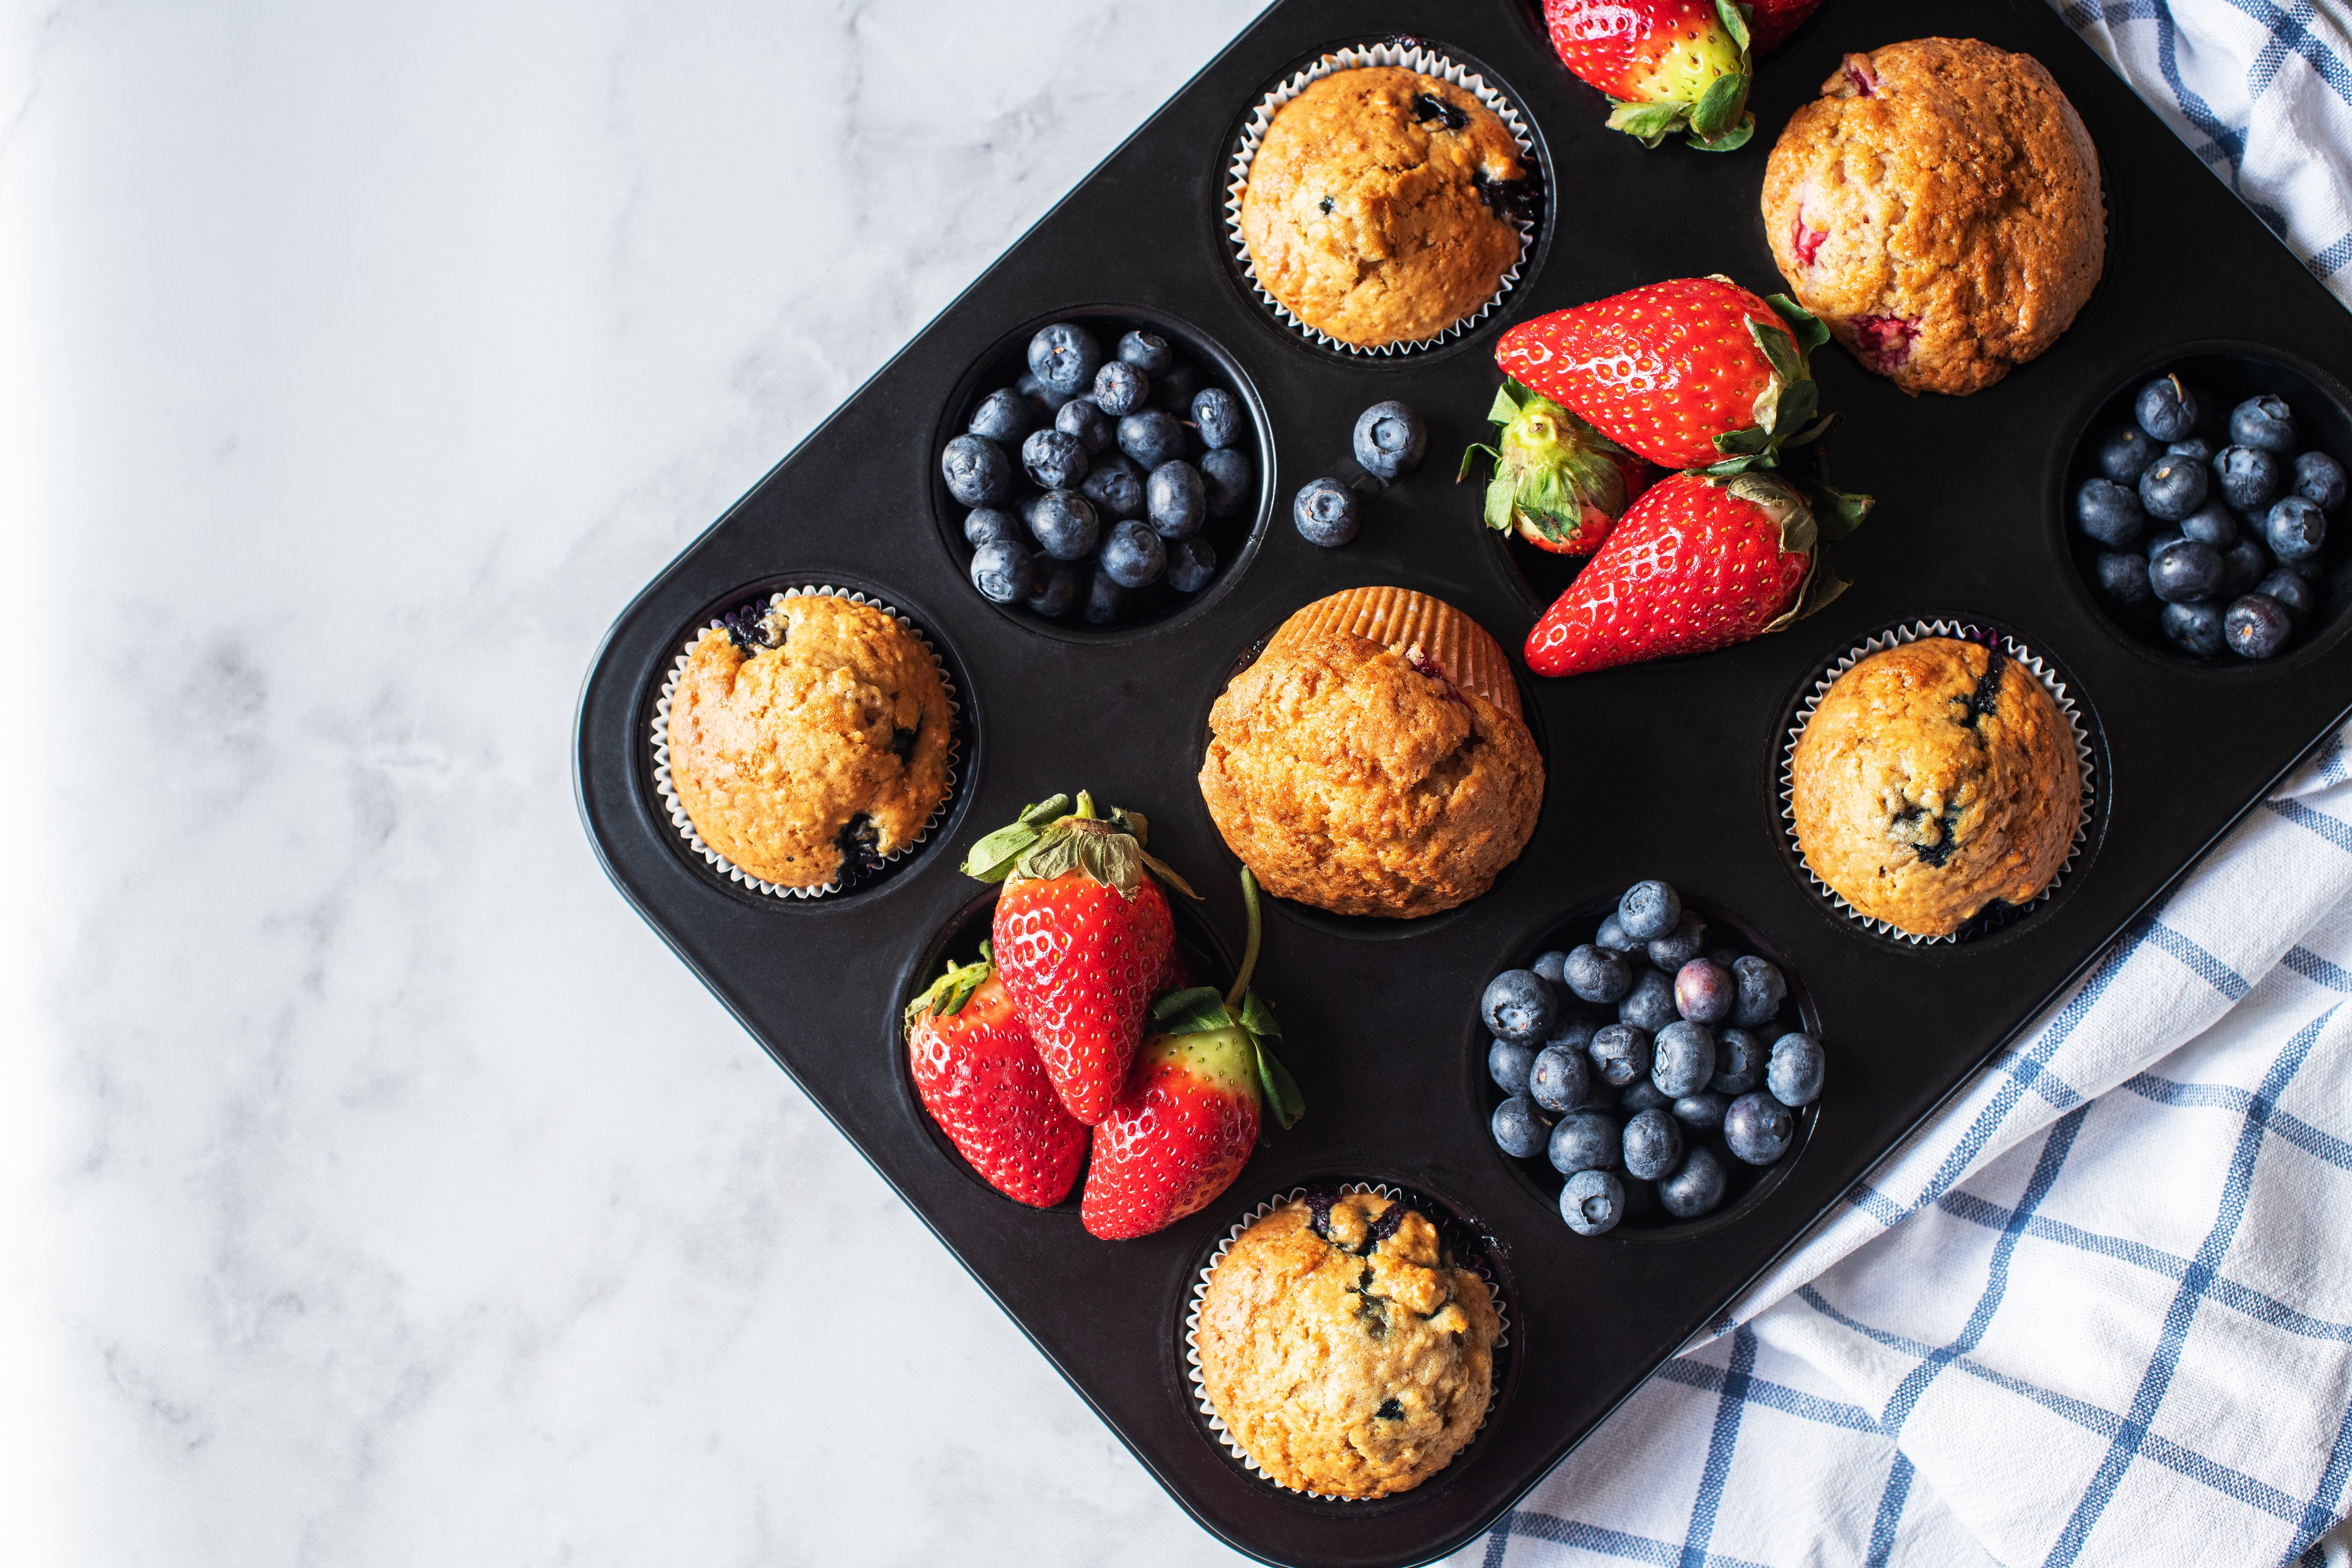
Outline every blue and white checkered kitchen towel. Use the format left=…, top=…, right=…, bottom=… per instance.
left=1450, top=10, right=2352, bottom=1563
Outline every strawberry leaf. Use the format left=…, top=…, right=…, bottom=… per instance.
left=1687, top=112, right=1755, bottom=153
left=1713, top=425, right=1775, bottom=458
left=1152, top=986, right=1234, bottom=1035
left=1688, top=71, right=1749, bottom=142
left=1248, top=1023, right=1306, bottom=1133
left=1770, top=377, right=1819, bottom=439
left=1766, top=293, right=1832, bottom=356
left=1607, top=100, right=1687, bottom=148
left=1715, top=0, right=1754, bottom=54
left=1782, top=413, right=1839, bottom=450
left=1239, top=990, right=1281, bottom=1039
left=1747, top=319, right=1803, bottom=389
left=904, top=956, right=991, bottom=1033
left=1486, top=383, right=1524, bottom=425
left=1458, top=439, right=1496, bottom=486
left=1800, top=477, right=1875, bottom=541
left=960, top=793, right=1071, bottom=883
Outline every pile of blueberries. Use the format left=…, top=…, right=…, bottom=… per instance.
left=2076, top=374, right=2341, bottom=659
left=941, top=320, right=1257, bottom=625
left=1481, top=880, right=1826, bottom=1236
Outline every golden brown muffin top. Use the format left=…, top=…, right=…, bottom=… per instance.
left=1197, top=1194, right=1499, bottom=1498
left=1266, top=586, right=1522, bottom=722
left=1791, top=638, right=2080, bottom=937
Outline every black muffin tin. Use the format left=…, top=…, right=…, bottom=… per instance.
left=574, top=3, right=2352, bottom=1563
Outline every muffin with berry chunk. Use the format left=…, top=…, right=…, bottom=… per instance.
left=665, top=594, right=953, bottom=889
left=1761, top=38, right=2103, bottom=396
left=1264, top=586, right=1522, bottom=720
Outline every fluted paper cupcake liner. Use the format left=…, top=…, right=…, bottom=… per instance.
left=1183, top=1183, right=1511, bottom=1499
left=1781, top=619, right=2098, bottom=946
left=1227, top=42, right=1538, bottom=358
left=650, top=585, right=961, bottom=900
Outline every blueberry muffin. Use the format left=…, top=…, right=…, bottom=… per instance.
left=1790, top=638, right=2080, bottom=937
left=1239, top=67, right=1530, bottom=348
left=1265, top=586, right=1521, bottom=721
left=1761, top=38, right=2103, bottom=396
left=1199, top=627, right=1542, bottom=918
left=665, top=595, right=953, bottom=888
left=1197, top=1193, right=1500, bottom=1498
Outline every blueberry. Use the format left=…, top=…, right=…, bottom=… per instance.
left=1617, top=880, right=1683, bottom=942
left=1724, top=1092, right=1796, bottom=1165
left=1293, top=477, right=1361, bottom=548
left=1531, top=950, right=1570, bottom=985
left=1024, top=561, right=1079, bottom=619
left=2075, top=478, right=2145, bottom=548
left=1027, top=322, right=1101, bottom=395
left=2268, top=495, right=2329, bottom=563
left=1595, top=913, right=1641, bottom=953
left=1200, top=447, right=1252, bottom=518
left=1705, top=942, right=1746, bottom=973
left=968, top=389, right=1036, bottom=446
left=1489, top=1037, right=1536, bottom=1097
left=1620, top=1078, right=1674, bottom=1116
left=1150, top=361, right=1201, bottom=415
left=1082, top=563, right=1128, bottom=626
left=1091, top=361, right=1149, bottom=418
left=2225, top=593, right=2293, bottom=659
left=1116, top=329, right=1172, bottom=375
left=1587, top=1023, right=1653, bottom=1089
left=1192, top=388, right=1245, bottom=451
left=1165, top=536, right=1217, bottom=594
left=1099, top=519, right=1165, bottom=588
left=1542, top=1010, right=1603, bottom=1057
left=1547, top=1111, right=1620, bottom=1175
left=1657, top=1146, right=1729, bottom=1219
left=1352, top=400, right=1427, bottom=481
left=964, top=507, right=1023, bottom=549
left=1146, top=460, right=1206, bottom=540
left=1766, top=1031, right=1825, bottom=1105
left=1559, top=1169, right=1626, bottom=1236
left=2161, top=599, right=2226, bottom=656
left=968, top=540, right=1034, bottom=605
left=2144, top=526, right=2186, bottom=561
left=1651, top=1020, right=1716, bottom=1097
left=942, top=434, right=1014, bottom=507
left=2135, top=375, right=2201, bottom=443
left=1672, top=1091, right=1730, bottom=1132
left=2149, top=538, right=2224, bottom=603
left=1728, top=956, right=1786, bottom=1027
left=1673, top=959, right=1734, bottom=1025
left=1078, top=452, right=1146, bottom=520
left=2230, top=393, right=2297, bottom=454
left=2294, top=451, right=2347, bottom=512
left=1578, top=1081, right=1623, bottom=1117
left=2166, top=436, right=2215, bottom=466
left=2179, top=497, right=2239, bottom=551
left=2213, top=445, right=2281, bottom=514
left=1620, top=1108, right=1684, bottom=1181
left=2099, top=426, right=2160, bottom=483
left=1712, top=1027, right=1767, bottom=1095
left=1646, top=912, right=1708, bottom=972
left=1117, top=410, right=1186, bottom=472
left=1016, top=370, right=1072, bottom=412
left=1027, top=489, right=1101, bottom=561
left=1022, top=428, right=1089, bottom=491
left=1619, top=968, right=1678, bottom=1033
left=1055, top=397, right=1114, bottom=456
left=2139, top=455, right=2208, bottom=522
left=2220, top=538, right=2271, bottom=598
left=1491, top=1096, right=1551, bottom=1159
left=1563, top=944, right=1634, bottom=1004
left=1481, top=969, right=1558, bottom=1046
left=1529, top=1042, right=1590, bottom=1114
left=2094, top=550, right=2154, bottom=605
left=2257, top=567, right=2317, bottom=622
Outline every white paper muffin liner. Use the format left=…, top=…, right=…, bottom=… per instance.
left=650, top=585, right=961, bottom=900
left=1781, top=619, right=2098, bottom=945
left=1183, top=1183, right=1511, bottom=1499
left=1227, top=42, right=1539, bottom=357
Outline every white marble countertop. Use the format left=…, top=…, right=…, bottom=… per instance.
left=0, top=3, right=1283, bottom=1561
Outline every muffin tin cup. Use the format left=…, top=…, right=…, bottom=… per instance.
left=1780, top=619, right=2099, bottom=946
left=650, top=585, right=962, bottom=900
left=1183, top=1182, right=1513, bottom=1501
left=1226, top=40, right=1538, bottom=358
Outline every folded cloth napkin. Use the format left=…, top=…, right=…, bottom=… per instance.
left=1451, top=11, right=2352, bottom=1563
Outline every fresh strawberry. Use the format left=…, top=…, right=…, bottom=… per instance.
left=1496, top=277, right=1834, bottom=472
left=963, top=793, right=1191, bottom=1125
left=1542, top=0, right=1755, bottom=150
left=1082, top=871, right=1303, bottom=1241
left=904, top=954, right=1088, bottom=1207
left=1524, top=469, right=1870, bottom=676
left=1459, top=380, right=1644, bottom=555
left=1748, top=0, right=1826, bottom=54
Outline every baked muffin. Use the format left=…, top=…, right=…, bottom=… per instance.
left=665, top=595, right=953, bottom=888
left=1196, top=1193, right=1500, bottom=1498
left=1264, top=586, right=1521, bottom=720
left=1790, top=638, right=2080, bottom=937
left=1761, top=38, right=2103, bottom=396
left=1239, top=67, right=1529, bottom=348
left=1199, top=628, right=1542, bottom=918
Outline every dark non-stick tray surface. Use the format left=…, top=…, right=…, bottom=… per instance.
left=574, top=2, right=2352, bottom=1562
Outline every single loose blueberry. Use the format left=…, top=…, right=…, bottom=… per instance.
left=1657, top=1146, right=1729, bottom=1219
left=968, top=388, right=1035, bottom=446
left=2257, top=567, right=2317, bottom=622
left=1559, top=1169, right=1626, bottom=1236
left=1117, top=410, right=1186, bottom=472
left=1027, top=489, right=1101, bottom=561
left=1191, top=388, right=1244, bottom=451
left=2139, top=455, right=2208, bottom=522
left=2075, top=478, right=2145, bottom=548
left=1529, top=1042, right=1591, bottom=1114
left=2179, top=497, right=2239, bottom=552
left=968, top=540, right=1034, bottom=605
left=964, top=507, right=1023, bottom=549
left=1150, top=361, right=1200, bottom=416
left=1021, top=428, right=1088, bottom=491
left=2098, top=426, right=2160, bottom=484
left=2268, top=495, right=2329, bottom=562
left=1724, top=1092, right=1796, bottom=1165
left=1712, top=1027, right=1767, bottom=1096
left=1027, top=322, right=1101, bottom=395
left=2220, top=538, right=2271, bottom=598
left=1016, top=369, right=1071, bottom=412
left=1587, top=1023, right=1653, bottom=1089
left=2294, top=451, right=2348, bottom=512
left=1116, top=329, right=1172, bottom=376
left=1766, top=1032, right=1825, bottom=1105
left=1352, top=400, right=1428, bottom=481
left=1531, top=950, right=1570, bottom=985
left=1481, top=969, right=1558, bottom=1046
left=2161, top=599, right=2226, bottom=656
left=1146, top=460, right=1206, bottom=540
left=1199, top=447, right=1252, bottom=518
left=1595, top=913, right=1641, bottom=953
left=1077, top=452, right=1145, bottom=520
left=1618, top=880, right=1682, bottom=942
left=1651, top=1020, right=1716, bottom=1098
left=1620, top=1079, right=1674, bottom=1116
left=1491, top=1096, right=1551, bottom=1159
left=1055, top=397, right=1114, bottom=456
left=942, top=434, right=1014, bottom=507
left=1647, top=912, right=1708, bottom=972
left=1729, top=955, right=1786, bottom=1027
left=2213, top=445, right=2281, bottom=514
left=2225, top=593, right=2293, bottom=659
left=1563, top=943, right=1635, bottom=1004
left=2230, top=393, right=2297, bottom=454
left=2135, top=375, right=2200, bottom=442
left=1547, top=1111, right=1620, bottom=1176
left=1024, top=561, right=1079, bottom=619
left=1091, top=361, right=1149, bottom=418
left=1081, top=563, right=1128, bottom=625
left=1099, top=519, right=1166, bottom=588
left=1488, top=1038, right=1536, bottom=1097
left=1293, top=478, right=1361, bottom=547
left=2149, top=538, right=2224, bottom=603
left=1619, top=968, right=1678, bottom=1033
left=2095, top=550, right=2154, bottom=605
left=1164, top=536, right=1217, bottom=594
left=1673, top=959, right=1734, bottom=1025
left=1672, top=1091, right=1730, bottom=1132
left=2166, top=436, right=2215, bottom=466
left=1621, top=1108, right=1684, bottom=1182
